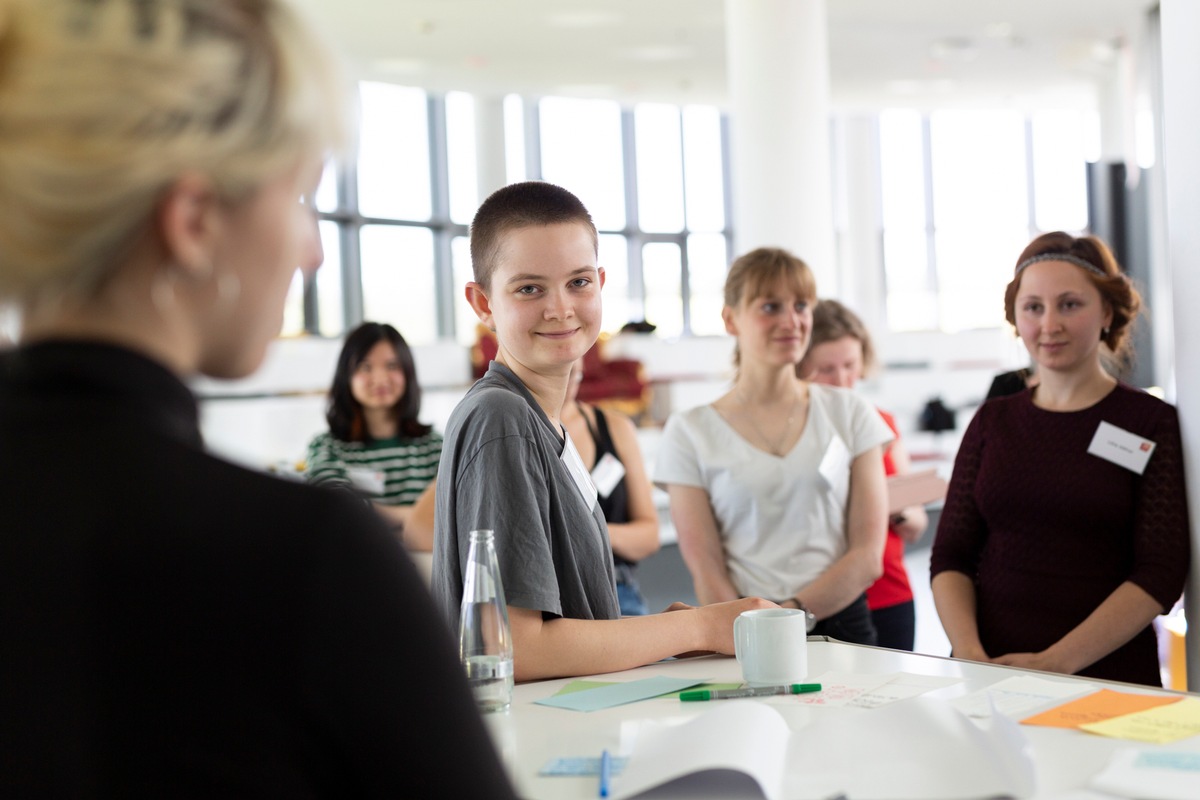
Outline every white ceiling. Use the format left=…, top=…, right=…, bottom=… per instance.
left=290, top=0, right=1158, bottom=110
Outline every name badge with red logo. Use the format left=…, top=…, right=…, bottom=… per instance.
left=1087, top=421, right=1156, bottom=475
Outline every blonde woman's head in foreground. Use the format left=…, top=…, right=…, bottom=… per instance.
left=0, top=0, right=348, bottom=374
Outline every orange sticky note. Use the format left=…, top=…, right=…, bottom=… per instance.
left=1021, top=688, right=1180, bottom=729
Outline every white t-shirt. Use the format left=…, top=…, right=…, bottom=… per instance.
left=654, top=383, right=893, bottom=600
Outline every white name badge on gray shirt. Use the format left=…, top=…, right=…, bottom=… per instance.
left=591, top=452, right=626, bottom=499
left=562, top=432, right=599, bottom=510
left=1088, top=420, right=1156, bottom=475
left=347, top=466, right=385, bottom=496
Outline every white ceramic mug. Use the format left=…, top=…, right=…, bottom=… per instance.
left=733, top=608, right=809, bottom=686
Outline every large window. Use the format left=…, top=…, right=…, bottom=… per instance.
left=879, top=108, right=1091, bottom=332
left=300, top=82, right=1092, bottom=347
left=303, top=84, right=733, bottom=347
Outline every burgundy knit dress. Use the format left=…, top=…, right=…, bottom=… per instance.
left=931, top=384, right=1190, bottom=686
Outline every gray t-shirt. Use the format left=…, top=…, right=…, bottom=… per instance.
left=433, top=362, right=619, bottom=631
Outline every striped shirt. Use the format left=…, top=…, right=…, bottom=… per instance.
left=305, top=431, right=442, bottom=506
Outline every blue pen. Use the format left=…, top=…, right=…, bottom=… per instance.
left=599, top=749, right=612, bottom=798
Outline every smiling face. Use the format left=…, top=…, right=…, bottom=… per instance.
left=723, top=282, right=813, bottom=369
left=350, top=339, right=407, bottom=412
left=1014, top=259, right=1113, bottom=376
left=467, top=222, right=604, bottom=381
left=805, top=335, right=864, bottom=390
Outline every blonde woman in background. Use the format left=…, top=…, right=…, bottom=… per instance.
left=0, top=1, right=515, bottom=795
left=798, top=299, right=928, bottom=650
left=655, top=248, right=892, bottom=645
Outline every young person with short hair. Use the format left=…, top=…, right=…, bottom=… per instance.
left=433, top=181, right=771, bottom=681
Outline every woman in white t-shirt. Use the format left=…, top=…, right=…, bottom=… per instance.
left=654, top=248, right=892, bottom=645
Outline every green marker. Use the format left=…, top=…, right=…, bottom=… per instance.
left=680, top=683, right=822, bottom=701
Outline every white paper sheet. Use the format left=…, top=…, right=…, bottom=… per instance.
left=794, top=671, right=960, bottom=708
left=611, top=693, right=1037, bottom=800
left=612, top=702, right=789, bottom=800
left=950, top=674, right=1094, bottom=719
left=785, top=696, right=1037, bottom=799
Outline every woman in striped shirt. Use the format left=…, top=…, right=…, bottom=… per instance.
left=307, top=323, right=442, bottom=550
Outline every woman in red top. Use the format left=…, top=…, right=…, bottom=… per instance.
left=799, top=299, right=928, bottom=650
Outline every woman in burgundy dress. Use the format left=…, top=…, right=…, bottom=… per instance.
left=930, top=232, right=1189, bottom=687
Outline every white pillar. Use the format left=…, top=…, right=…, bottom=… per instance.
left=724, top=0, right=836, bottom=294
left=1159, top=0, right=1200, bottom=689
left=1096, top=42, right=1134, bottom=165
left=474, top=95, right=508, bottom=201
left=833, top=115, right=886, bottom=334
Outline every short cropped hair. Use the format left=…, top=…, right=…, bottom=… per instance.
left=468, top=181, right=598, bottom=290
left=0, top=0, right=348, bottom=302
left=1004, top=232, right=1141, bottom=361
left=800, top=298, right=877, bottom=376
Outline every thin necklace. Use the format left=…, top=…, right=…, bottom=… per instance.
left=735, top=387, right=802, bottom=456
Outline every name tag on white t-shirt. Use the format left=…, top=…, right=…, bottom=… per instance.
left=561, top=432, right=599, bottom=511
left=347, top=466, right=386, bottom=496
left=818, top=434, right=852, bottom=502
left=591, top=452, right=626, bottom=499
left=1088, top=420, right=1156, bottom=475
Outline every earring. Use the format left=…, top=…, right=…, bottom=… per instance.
left=1102, top=326, right=1111, bottom=340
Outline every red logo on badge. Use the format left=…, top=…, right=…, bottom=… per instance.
left=1140, top=442, right=1152, bottom=452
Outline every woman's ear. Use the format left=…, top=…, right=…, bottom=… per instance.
left=721, top=305, right=738, bottom=336
left=156, top=172, right=220, bottom=279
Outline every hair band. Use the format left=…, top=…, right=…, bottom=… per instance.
left=1014, top=252, right=1106, bottom=278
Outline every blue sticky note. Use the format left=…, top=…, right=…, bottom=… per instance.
left=539, top=756, right=630, bottom=776
left=534, top=676, right=707, bottom=711
left=1134, top=751, right=1200, bottom=772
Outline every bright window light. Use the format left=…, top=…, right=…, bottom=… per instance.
left=357, top=82, right=431, bottom=221
left=539, top=96, right=625, bottom=231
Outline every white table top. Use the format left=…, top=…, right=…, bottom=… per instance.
left=482, top=639, right=1200, bottom=800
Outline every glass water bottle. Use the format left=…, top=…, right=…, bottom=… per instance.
left=458, top=529, right=514, bottom=712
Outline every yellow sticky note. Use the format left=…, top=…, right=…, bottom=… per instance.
left=1022, top=689, right=1180, bottom=729
left=1081, top=696, right=1200, bottom=744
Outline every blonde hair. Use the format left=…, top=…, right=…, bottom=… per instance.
left=0, top=0, right=348, bottom=301
left=723, top=247, right=817, bottom=369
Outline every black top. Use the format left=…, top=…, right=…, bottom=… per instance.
left=985, top=368, right=1033, bottom=402
left=579, top=403, right=634, bottom=567
left=0, top=341, right=516, bottom=798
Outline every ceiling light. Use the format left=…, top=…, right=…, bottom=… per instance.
left=373, top=58, right=426, bottom=76
left=622, top=45, right=693, bottom=62
left=983, top=22, right=1014, bottom=40
left=930, top=37, right=978, bottom=62
left=547, top=11, right=622, bottom=29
